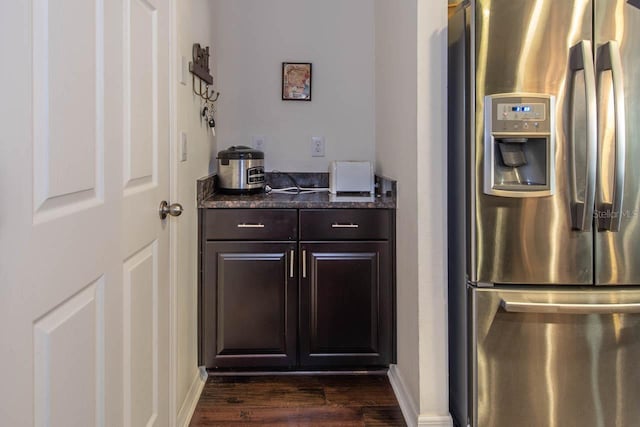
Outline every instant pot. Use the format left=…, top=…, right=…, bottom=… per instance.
left=217, top=146, right=265, bottom=193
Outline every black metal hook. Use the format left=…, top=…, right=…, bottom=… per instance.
left=192, top=74, right=220, bottom=102
left=203, top=86, right=220, bottom=102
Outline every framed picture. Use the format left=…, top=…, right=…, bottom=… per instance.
left=282, top=62, right=312, bottom=101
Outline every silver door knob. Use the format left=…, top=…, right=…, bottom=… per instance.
left=159, top=201, right=183, bottom=219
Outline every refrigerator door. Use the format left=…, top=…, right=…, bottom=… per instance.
left=471, top=287, right=640, bottom=427
left=473, top=0, right=594, bottom=284
left=594, top=0, right=640, bottom=285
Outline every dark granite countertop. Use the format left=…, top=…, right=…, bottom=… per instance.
left=197, top=172, right=396, bottom=209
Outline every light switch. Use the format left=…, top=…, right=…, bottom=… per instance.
left=179, top=55, right=188, bottom=85
left=180, top=131, right=188, bottom=161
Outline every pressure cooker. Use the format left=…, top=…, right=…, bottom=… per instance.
left=217, top=146, right=265, bottom=193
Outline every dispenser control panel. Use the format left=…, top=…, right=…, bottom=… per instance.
left=490, top=95, right=551, bottom=133
left=484, top=93, right=555, bottom=198
left=497, top=103, right=545, bottom=121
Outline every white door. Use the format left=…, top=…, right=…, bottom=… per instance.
left=121, top=0, right=172, bottom=425
left=0, top=0, right=172, bottom=425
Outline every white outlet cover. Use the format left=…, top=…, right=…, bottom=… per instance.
left=311, top=136, right=325, bottom=157
left=251, top=135, right=266, bottom=151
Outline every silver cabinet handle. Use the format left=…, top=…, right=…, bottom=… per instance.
left=596, top=40, right=626, bottom=232
left=289, top=250, right=294, bottom=278
left=569, top=40, right=597, bottom=231
left=331, top=223, right=359, bottom=228
left=236, top=223, right=265, bottom=228
left=500, top=298, right=640, bottom=315
left=302, top=249, right=307, bottom=278
left=159, top=201, right=183, bottom=219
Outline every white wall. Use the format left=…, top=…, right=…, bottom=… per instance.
left=375, top=0, right=421, bottom=409
left=376, top=0, right=451, bottom=425
left=416, top=0, right=449, bottom=421
left=211, top=0, right=375, bottom=172
left=174, top=0, right=216, bottom=423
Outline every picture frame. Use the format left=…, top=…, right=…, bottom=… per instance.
left=282, top=62, right=312, bottom=101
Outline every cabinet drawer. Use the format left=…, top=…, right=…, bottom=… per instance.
left=300, top=209, right=391, bottom=240
left=203, top=209, right=297, bottom=240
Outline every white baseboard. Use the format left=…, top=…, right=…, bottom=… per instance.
left=176, top=367, right=207, bottom=427
left=388, top=365, right=419, bottom=427
left=417, top=414, right=455, bottom=427
left=387, top=365, right=453, bottom=427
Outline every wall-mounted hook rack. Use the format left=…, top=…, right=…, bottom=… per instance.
left=190, top=43, right=220, bottom=136
left=189, top=43, right=213, bottom=84
left=190, top=43, right=221, bottom=102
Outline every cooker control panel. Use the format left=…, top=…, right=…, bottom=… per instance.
left=247, top=166, right=265, bottom=184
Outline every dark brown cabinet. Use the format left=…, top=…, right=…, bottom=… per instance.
left=200, top=209, right=298, bottom=369
left=299, top=241, right=392, bottom=367
left=201, top=241, right=297, bottom=368
left=199, top=208, right=395, bottom=370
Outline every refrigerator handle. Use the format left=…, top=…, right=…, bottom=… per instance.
left=500, top=298, right=640, bottom=315
left=569, top=41, right=597, bottom=232
left=596, top=41, right=626, bottom=232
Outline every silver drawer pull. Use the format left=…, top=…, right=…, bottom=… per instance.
left=302, top=249, right=307, bottom=278
left=289, top=250, right=294, bottom=278
left=331, top=223, right=359, bottom=229
left=237, top=223, right=265, bottom=228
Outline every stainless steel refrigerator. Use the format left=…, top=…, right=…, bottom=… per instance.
left=448, top=1, right=640, bottom=426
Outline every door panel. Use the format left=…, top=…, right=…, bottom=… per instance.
left=594, top=0, right=640, bottom=285
left=33, top=0, right=104, bottom=221
left=201, top=242, right=298, bottom=368
left=125, top=0, right=159, bottom=190
left=123, top=242, right=160, bottom=427
left=474, top=0, right=593, bottom=284
left=34, top=278, right=105, bottom=427
left=472, top=287, right=640, bottom=427
left=299, top=242, right=392, bottom=367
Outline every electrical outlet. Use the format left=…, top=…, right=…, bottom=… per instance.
left=252, top=135, right=266, bottom=151
left=311, top=136, right=325, bottom=157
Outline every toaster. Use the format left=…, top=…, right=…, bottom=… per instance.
left=329, top=161, right=374, bottom=194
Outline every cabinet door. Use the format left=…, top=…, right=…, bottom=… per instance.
left=299, top=242, right=392, bottom=367
left=201, top=242, right=297, bottom=368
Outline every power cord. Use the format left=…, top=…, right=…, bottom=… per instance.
left=265, top=170, right=330, bottom=194
left=269, top=170, right=301, bottom=193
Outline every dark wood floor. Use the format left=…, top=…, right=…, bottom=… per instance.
left=189, top=374, right=407, bottom=426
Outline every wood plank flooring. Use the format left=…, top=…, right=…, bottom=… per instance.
left=189, top=374, right=407, bottom=426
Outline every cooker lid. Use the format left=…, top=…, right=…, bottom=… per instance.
left=217, top=145, right=264, bottom=160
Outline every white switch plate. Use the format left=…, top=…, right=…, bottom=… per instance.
left=252, top=135, right=266, bottom=151
left=311, top=136, right=325, bottom=157
left=179, top=55, right=188, bottom=85
left=180, top=131, right=187, bottom=161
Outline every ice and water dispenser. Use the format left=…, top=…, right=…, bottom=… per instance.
left=484, top=94, right=555, bottom=197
